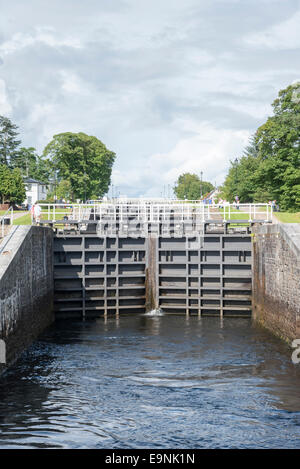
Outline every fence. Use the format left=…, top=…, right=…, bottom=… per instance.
left=37, top=202, right=273, bottom=225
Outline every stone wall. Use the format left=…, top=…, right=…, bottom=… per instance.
left=252, top=223, right=300, bottom=343
left=0, top=225, right=54, bottom=374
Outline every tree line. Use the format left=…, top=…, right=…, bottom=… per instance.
left=0, top=116, right=116, bottom=205
left=220, top=83, right=300, bottom=212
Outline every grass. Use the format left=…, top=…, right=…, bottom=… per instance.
left=274, top=212, right=300, bottom=223
left=13, top=213, right=32, bottom=225
left=13, top=210, right=72, bottom=225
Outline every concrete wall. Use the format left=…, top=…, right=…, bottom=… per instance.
left=252, top=223, right=300, bottom=343
left=0, top=225, right=54, bottom=374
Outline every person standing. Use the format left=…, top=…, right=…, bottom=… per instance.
left=30, top=204, right=35, bottom=224
left=34, top=203, right=42, bottom=225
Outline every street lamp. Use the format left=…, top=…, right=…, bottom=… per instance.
left=234, top=158, right=238, bottom=192
left=84, top=170, right=87, bottom=203
left=200, top=171, right=203, bottom=199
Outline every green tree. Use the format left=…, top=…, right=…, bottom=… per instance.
left=254, top=82, right=300, bottom=211
left=221, top=82, right=300, bottom=211
left=10, top=146, right=52, bottom=182
left=0, top=164, right=12, bottom=203
left=43, top=132, right=116, bottom=201
left=174, top=173, right=214, bottom=200
left=0, top=164, right=25, bottom=204
left=10, top=147, right=38, bottom=176
left=221, top=138, right=261, bottom=203
left=56, top=179, right=72, bottom=200
left=9, top=168, right=26, bottom=204
left=0, top=116, right=21, bottom=165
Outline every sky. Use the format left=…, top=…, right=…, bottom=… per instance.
left=0, top=0, right=300, bottom=197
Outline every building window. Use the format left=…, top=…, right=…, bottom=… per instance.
left=27, top=184, right=32, bottom=191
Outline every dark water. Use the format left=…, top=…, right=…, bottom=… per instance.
left=0, top=314, right=300, bottom=449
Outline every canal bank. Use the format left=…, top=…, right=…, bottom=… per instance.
left=253, top=223, right=300, bottom=343
left=0, top=225, right=54, bottom=375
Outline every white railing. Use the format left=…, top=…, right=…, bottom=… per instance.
left=220, top=203, right=273, bottom=223
left=0, top=206, right=14, bottom=238
left=37, top=202, right=272, bottom=224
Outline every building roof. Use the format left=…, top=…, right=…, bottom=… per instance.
left=24, top=177, right=48, bottom=185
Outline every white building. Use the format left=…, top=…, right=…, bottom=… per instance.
left=24, top=178, right=49, bottom=206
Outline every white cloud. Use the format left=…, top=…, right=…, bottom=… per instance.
left=112, top=122, right=250, bottom=196
left=1, top=0, right=300, bottom=197
left=244, top=10, right=300, bottom=50
left=0, top=79, right=12, bottom=115
left=0, top=26, right=82, bottom=56
left=59, top=71, right=92, bottom=96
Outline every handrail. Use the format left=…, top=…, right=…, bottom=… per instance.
left=0, top=206, right=14, bottom=238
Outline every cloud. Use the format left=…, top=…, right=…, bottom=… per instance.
left=112, top=121, right=250, bottom=197
left=0, top=26, right=82, bottom=56
left=0, top=79, right=12, bottom=115
left=1, top=0, right=300, bottom=197
left=244, top=9, right=300, bottom=50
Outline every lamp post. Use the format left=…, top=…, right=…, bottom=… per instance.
left=234, top=158, right=238, bottom=194
left=200, top=171, right=203, bottom=199
left=84, top=170, right=87, bottom=203
left=54, top=168, right=58, bottom=203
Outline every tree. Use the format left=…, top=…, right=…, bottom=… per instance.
left=0, top=164, right=25, bottom=204
left=10, top=147, right=38, bottom=177
left=9, top=168, right=26, bottom=204
left=10, top=146, right=53, bottom=183
left=43, top=132, right=116, bottom=201
left=0, top=116, right=21, bottom=166
left=174, top=173, right=214, bottom=200
left=221, top=137, right=261, bottom=202
left=254, top=82, right=300, bottom=211
left=0, top=164, right=12, bottom=203
left=221, top=82, right=300, bottom=211
left=56, top=179, right=72, bottom=200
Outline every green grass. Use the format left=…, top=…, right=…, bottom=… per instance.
left=40, top=209, right=72, bottom=219
left=274, top=212, right=300, bottom=223
left=13, top=210, right=73, bottom=225
left=13, top=213, right=32, bottom=225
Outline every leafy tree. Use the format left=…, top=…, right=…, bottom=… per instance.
left=33, top=155, right=53, bottom=182
left=221, top=138, right=261, bottom=202
left=43, top=132, right=116, bottom=201
left=10, top=146, right=52, bottom=183
left=56, top=179, right=72, bottom=200
left=0, top=164, right=12, bottom=203
left=254, top=83, right=300, bottom=211
left=0, top=164, right=25, bottom=204
left=0, top=116, right=21, bottom=165
left=221, top=82, right=300, bottom=211
left=10, top=147, right=38, bottom=176
left=9, top=168, right=26, bottom=204
left=174, top=173, right=214, bottom=200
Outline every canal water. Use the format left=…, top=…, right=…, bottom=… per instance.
left=0, top=315, right=299, bottom=449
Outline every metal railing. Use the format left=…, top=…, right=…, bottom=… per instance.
left=0, top=206, right=14, bottom=238
left=37, top=202, right=273, bottom=224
